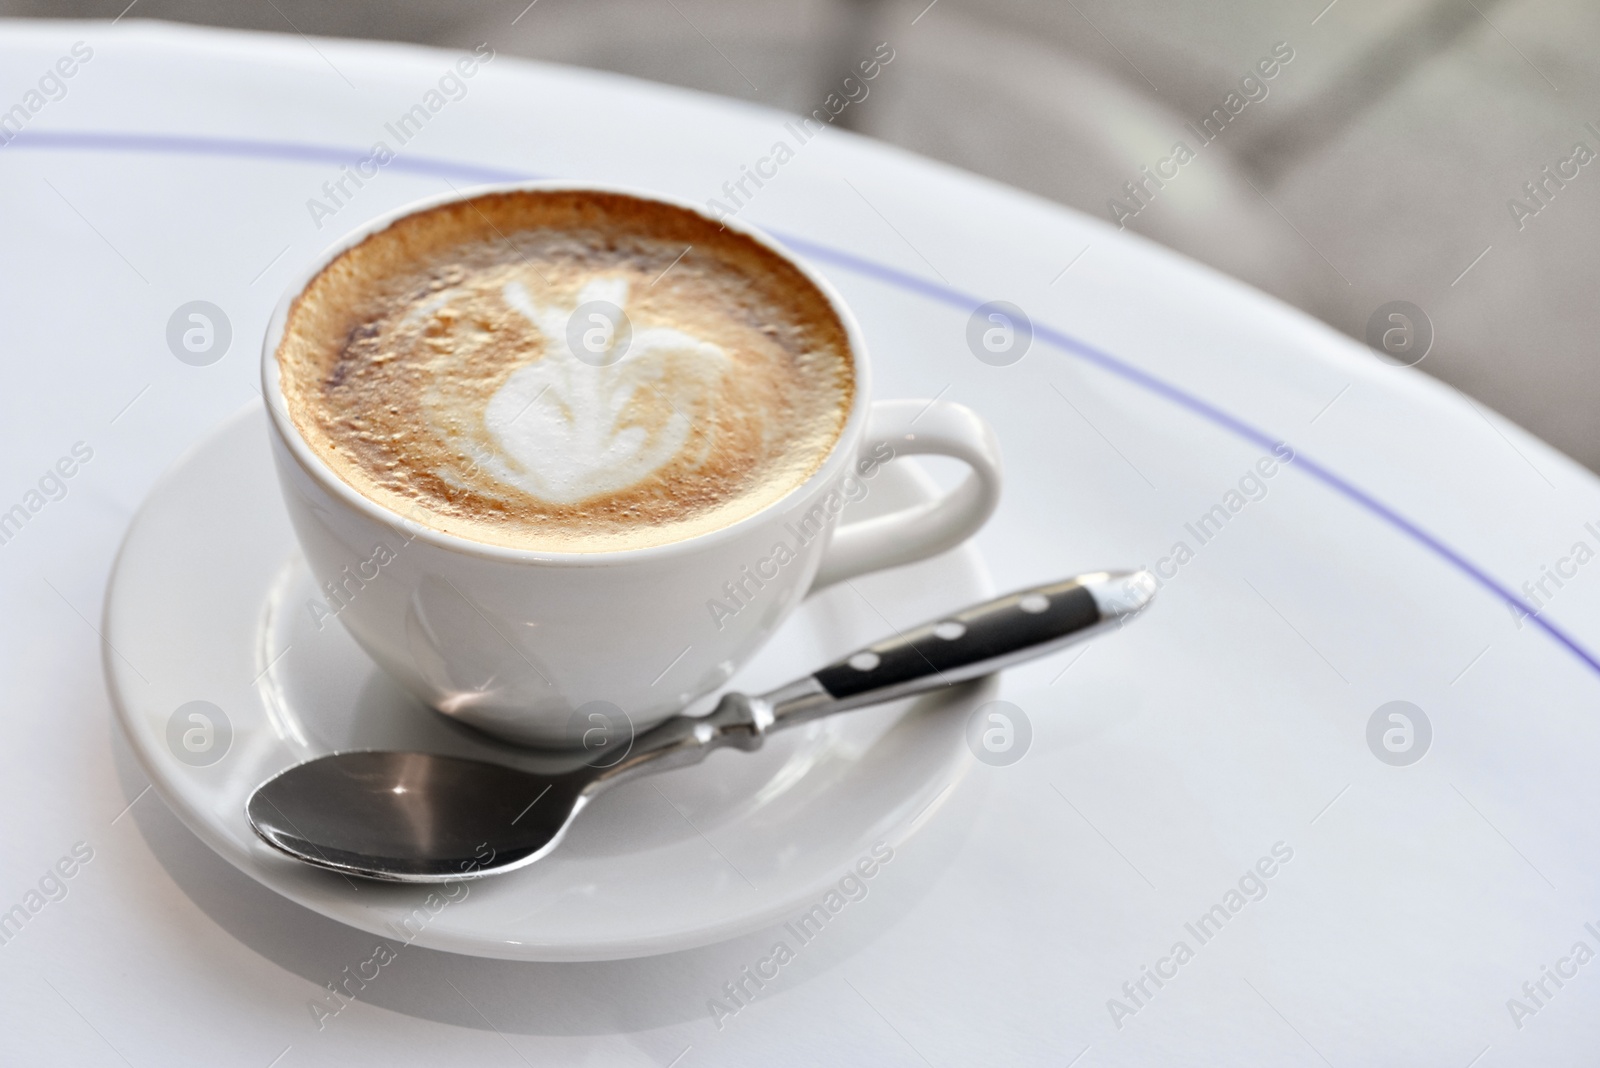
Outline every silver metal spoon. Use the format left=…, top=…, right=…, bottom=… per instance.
left=247, top=569, right=1156, bottom=882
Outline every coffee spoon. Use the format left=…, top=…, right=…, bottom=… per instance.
left=247, top=569, right=1157, bottom=882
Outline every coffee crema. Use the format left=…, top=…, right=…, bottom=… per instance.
left=275, top=190, right=855, bottom=552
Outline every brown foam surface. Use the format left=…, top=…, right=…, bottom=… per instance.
left=275, top=190, right=854, bottom=553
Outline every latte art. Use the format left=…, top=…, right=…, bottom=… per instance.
left=476, top=277, right=729, bottom=505
left=275, top=190, right=854, bottom=552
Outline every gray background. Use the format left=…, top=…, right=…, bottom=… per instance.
left=8, top=0, right=1597, bottom=468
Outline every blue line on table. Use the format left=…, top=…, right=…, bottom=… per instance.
left=10, top=128, right=1594, bottom=678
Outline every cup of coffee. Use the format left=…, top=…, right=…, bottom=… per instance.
left=262, top=182, right=1002, bottom=746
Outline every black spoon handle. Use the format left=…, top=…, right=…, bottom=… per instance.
left=764, top=570, right=1157, bottom=731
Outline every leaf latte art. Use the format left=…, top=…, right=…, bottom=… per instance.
left=476, top=276, right=729, bottom=505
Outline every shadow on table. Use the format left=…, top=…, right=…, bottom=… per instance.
left=110, top=714, right=984, bottom=1043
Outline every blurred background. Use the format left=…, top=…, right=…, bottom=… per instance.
left=6, top=0, right=1597, bottom=469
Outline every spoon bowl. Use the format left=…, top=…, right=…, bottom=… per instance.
left=249, top=752, right=591, bottom=881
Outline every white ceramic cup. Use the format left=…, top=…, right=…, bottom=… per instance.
left=262, top=182, right=1002, bottom=747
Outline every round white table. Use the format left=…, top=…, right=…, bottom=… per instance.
left=3, top=18, right=1599, bottom=1066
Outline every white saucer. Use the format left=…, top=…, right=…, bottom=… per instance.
left=102, top=405, right=993, bottom=962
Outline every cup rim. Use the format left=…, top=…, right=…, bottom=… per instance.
left=261, top=180, right=874, bottom=566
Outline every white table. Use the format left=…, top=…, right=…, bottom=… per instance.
left=4, top=19, right=1600, bottom=1066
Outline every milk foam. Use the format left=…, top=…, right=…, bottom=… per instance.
left=470, top=277, right=730, bottom=504
left=275, top=188, right=855, bottom=553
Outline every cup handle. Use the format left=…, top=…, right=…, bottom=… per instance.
left=810, top=399, right=1003, bottom=591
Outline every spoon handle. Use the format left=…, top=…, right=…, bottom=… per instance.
left=593, top=570, right=1156, bottom=786
left=759, top=569, right=1157, bottom=733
